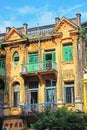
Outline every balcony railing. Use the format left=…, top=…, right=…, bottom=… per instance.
left=20, top=102, right=57, bottom=115
left=21, top=61, right=57, bottom=74
left=3, top=102, right=57, bottom=117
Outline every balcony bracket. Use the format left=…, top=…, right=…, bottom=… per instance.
left=37, top=73, right=43, bottom=85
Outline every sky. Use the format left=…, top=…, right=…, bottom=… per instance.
left=0, top=0, right=87, bottom=33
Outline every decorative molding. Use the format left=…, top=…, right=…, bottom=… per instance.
left=62, top=69, right=74, bottom=79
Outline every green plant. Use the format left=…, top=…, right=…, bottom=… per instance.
left=30, top=107, right=85, bottom=130
left=78, top=28, right=87, bottom=42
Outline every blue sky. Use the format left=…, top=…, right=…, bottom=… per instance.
left=0, top=0, right=87, bottom=33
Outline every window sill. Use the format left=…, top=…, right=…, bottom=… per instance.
left=64, top=103, right=75, bottom=107
left=62, top=61, right=74, bottom=65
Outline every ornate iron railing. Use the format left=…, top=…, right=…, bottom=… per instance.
left=21, top=61, right=57, bottom=74
left=20, top=102, right=57, bottom=115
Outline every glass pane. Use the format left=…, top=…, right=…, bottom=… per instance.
left=29, top=54, right=38, bottom=64
left=46, top=80, right=51, bottom=87
left=14, top=92, right=20, bottom=107
left=13, top=83, right=20, bottom=92
left=29, top=81, right=38, bottom=89
left=31, top=91, right=38, bottom=104
left=52, top=81, right=56, bottom=86
left=46, top=89, right=55, bottom=102
left=65, top=87, right=74, bottom=103
left=13, top=52, right=19, bottom=65
left=46, top=54, right=52, bottom=61
left=13, top=83, right=20, bottom=107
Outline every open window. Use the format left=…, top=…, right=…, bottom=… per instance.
left=45, top=80, right=56, bottom=102
left=43, top=50, right=56, bottom=70
left=64, top=82, right=75, bottom=104
left=13, top=82, right=20, bottom=107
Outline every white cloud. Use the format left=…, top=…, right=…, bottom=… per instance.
left=17, top=5, right=39, bottom=15
left=37, top=11, right=55, bottom=26
left=80, top=12, right=87, bottom=22
left=0, top=27, right=5, bottom=33
left=0, top=3, right=86, bottom=33
left=57, top=4, right=84, bottom=17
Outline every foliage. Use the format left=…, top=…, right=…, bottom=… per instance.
left=78, top=28, right=87, bottom=42
left=23, top=33, right=30, bottom=40
left=30, top=107, right=85, bottom=130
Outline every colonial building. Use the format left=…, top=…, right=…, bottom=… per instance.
left=0, top=13, right=84, bottom=129
left=81, top=22, right=87, bottom=113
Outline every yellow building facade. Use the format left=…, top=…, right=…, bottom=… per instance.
left=0, top=13, right=84, bottom=129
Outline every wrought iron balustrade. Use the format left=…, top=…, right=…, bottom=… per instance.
left=20, top=102, right=57, bottom=115
left=21, top=61, right=57, bottom=74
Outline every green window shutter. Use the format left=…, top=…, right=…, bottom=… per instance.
left=29, top=54, right=38, bottom=64
left=63, top=44, right=73, bottom=62
left=28, top=54, right=38, bottom=72
left=29, top=55, right=34, bottom=64
left=63, top=45, right=68, bottom=62
left=43, top=53, right=45, bottom=62
left=52, top=52, right=56, bottom=63
left=68, top=45, right=73, bottom=61
left=34, top=55, right=38, bottom=63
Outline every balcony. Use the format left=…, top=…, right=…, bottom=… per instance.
left=3, top=102, right=57, bottom=117
left=21, top=61, right=57, bottom=75
left=20, top=102, right=57, bottom=115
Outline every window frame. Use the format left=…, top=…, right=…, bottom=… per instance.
left=63, top=43, right=73, bottom=62
left=45, top=80, right=56, bottom=103
left=13, top=52, right=19, bottom=65
left=13, top=82, right=20, bottom=107
left=64, top=82, right=75, bottom=104
left=43, top=50, right=56, bottom=63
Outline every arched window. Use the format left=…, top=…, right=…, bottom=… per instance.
left=13, top=52, right=19, bottom=65
left=13, top=82, right=20, bottom=107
